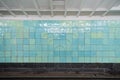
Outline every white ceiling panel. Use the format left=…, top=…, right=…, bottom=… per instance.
left=0, top=0, right=119, bottom=17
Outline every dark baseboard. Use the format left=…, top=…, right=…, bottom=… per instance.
left=0, top=63, right=120, bottom=74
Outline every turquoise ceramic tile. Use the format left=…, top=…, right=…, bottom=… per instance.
left=35, top=32, right=41, bottom=38
left=40, top=39, right=47, bottom=44
left=5, top=57, right=11, bottom=62
left=72, top=51, right=78, bottom=56
left=24, top=51, right=30, bottom=57
left=30, top=32, right=35, bottom=38
left=0, top=58, right=5, bottom=62
left=47, top=45, right=53, bottom=51
left=17, top=45, right=23, bottom=51
left=48, top=57, right=54, bottom=62
left=60, top=57, right=66, bottom=62
left=23, top=39, right=29, bottom=45
left=78, top=57, right=85, bottom=62
left=54, top=51, right=59, bottom=56
left=41, top=45, right=48, bottom=51
left=78, top=33, right=84, bottom=38
left=72, top=46, right=78, bottom=51
left=90, top=51, right=96, bottom=57
left=17, top=57, right=24, bottom=62
left=0, top=52, right=4, bottom=57
left=78, top=51, right=85, bottom=57
left=72, top=39, right=79, bottom=45
left=30, top=45, right=36, bottom=50
left=35, top=45, right=41, bottom=51
left=16, top=39, right=23, bottom=44
left=23, top=45, right=29, bottom=51
left=91, top=38, right=103, bottom=44
left=59, top=51, right=66, bottom=56
left=115, top=50, right=120, bottom=57
left=5, top=51, right=11, bottom=57
left=17, top=51, right=23, bottom=56
left=114, top=38, right=120, bottom=44
left=23, top=57, right=29, bottom=62
left=79, top=39, right=85, bottom=45
left=0, top=44, right=4, bottom=51
left=84, top=57, right=91, bottom=63
left=35, top=39, right=41, bottom=44
left=4, top=39, right=11, bottom=45
left=41, top=56, right=48, bottom=62
left=96, top=57, right=103, bottom=62
left=11, top=51, right=17, bottom=56
left=65, top=51, right=72, bottom=56
left=11, top=57, right=17, bottom=62
left=84, top=51, right=92, bottom=57
left=72, top=57, right=78, bottom=62
left=5, top=45, right=12, bottom=51
left=0, top=20, right=120, bottom=63
left=11, top=45, right=16, bottom=51
left=59, top=40, right=66, bottom=45
left=29, top=51, right=37, bottom=57
left=30, top=27, right=35, bottom=32
left=84, top=45, right=91, bottom=50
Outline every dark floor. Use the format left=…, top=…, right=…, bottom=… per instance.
left=0, top=71, right=120, bottom=79
left=0, top=76, right=120, bottom=80
left=0, top=63, right=120, bottom=79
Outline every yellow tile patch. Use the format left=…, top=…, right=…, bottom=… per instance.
left=41, top=33, right=48, bottom=38
left=91, top=32, right=103, bottom=38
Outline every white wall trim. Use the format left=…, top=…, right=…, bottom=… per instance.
left=0, top=15, right=120, bottom=20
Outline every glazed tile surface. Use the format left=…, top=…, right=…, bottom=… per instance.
left=0, top=20, right=120, bottom=63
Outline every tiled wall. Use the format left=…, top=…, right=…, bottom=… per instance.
left=0, top=20, right=120, bottom=63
